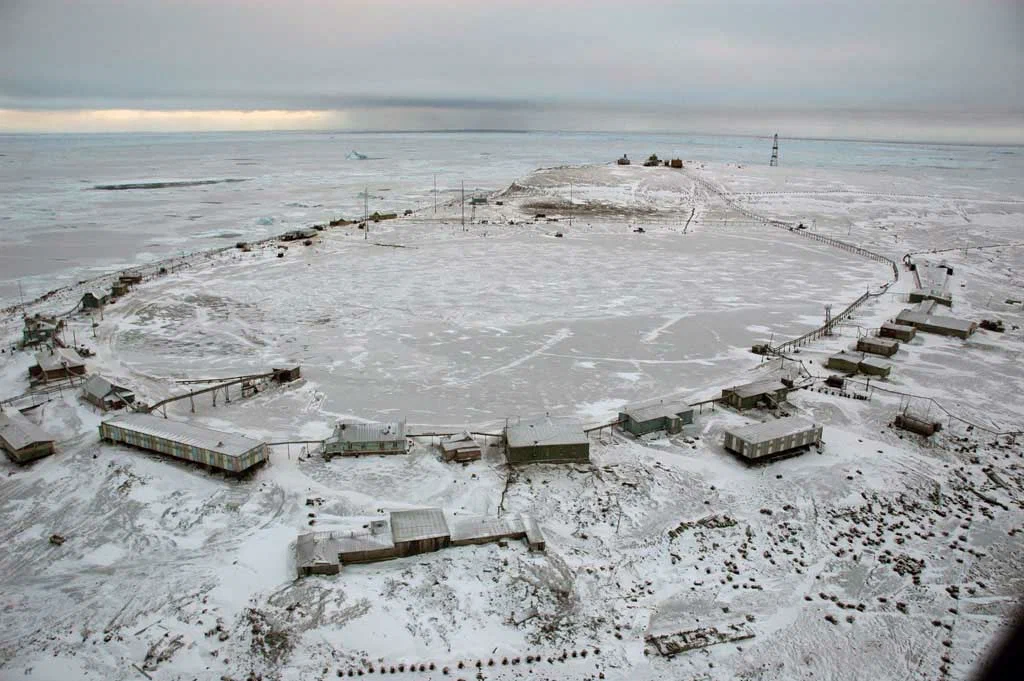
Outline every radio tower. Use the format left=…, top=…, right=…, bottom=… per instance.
left=824, top=304, right=833, bottom=335
left=769, top=133, right=779, bottom=167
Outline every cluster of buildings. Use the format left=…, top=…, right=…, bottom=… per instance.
left=296, top=507, right=545, bottom=577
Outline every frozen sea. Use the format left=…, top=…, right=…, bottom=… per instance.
left=2, top=130, right=1022, bottom=306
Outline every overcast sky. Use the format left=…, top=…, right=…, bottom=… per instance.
left=0, top=0, right=1021, bottom=139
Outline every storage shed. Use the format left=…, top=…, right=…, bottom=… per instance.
left=505, top=416, right=590, bottom=464
left=858, top=357, right=892, bottom=378
left=723, top=418, right=822, bottom=462
left=98, top=413, right=269, bottom=474
left=80, top=291, right=104, bottom=310
left=618, top=401, right=694, bottom=436
left=334, top=520, right=398, bottom=564
left=720, top=379, right=788, bottom=411
left=82, top=374, right=136, bottom=411
left=323, top=420, right=407, bottom=459
left=30, top=347, right=87, bottom=383
left=439, top=431, right=482, bottom=462
left=826, top=352, right=862, bottom=374
left=857, top=336, right=900, bottom=357
left=0, top=408, right=56, bottom=463
left=880, top=322, right=916, bottom=342
left=390, top=508, right=451, bottom=557
left=272, top=366, right=301, bottom=383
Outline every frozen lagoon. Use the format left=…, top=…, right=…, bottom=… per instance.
left=107, top=222, right=888, bottom=426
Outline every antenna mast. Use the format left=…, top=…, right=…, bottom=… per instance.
left=769, top=133, right=779, bottom=167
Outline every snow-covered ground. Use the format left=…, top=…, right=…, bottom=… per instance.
left=1, top=161, right=1022, bottom=681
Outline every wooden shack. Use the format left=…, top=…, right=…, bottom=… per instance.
left=826, top=352, right=862, bottom=374
left=505, top=416, right=590, bottom=464
left=30, top=347, right=87, bottom=383
left=880, top=322, right=916, bottom=342
left=273, top=366, right=302, bottom=383
left=720, top=379, right=788, bottom=411
left=99, top=413, right=269, bottom=474
left=618, top=401, right=694, bottom=436
left=723, top=418, right=822, bottom=462
left=857, top=336, right=899, bottom=357
left=439, top=431, right=482, bottom=462
left=0, top=408, right=56, bottom=463
left=82, top=374, right=136, bottom=411
left=81, top=291, right=104, bottom=310
left=390, top=508, right=451, bottom=557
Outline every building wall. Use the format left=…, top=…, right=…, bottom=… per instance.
left=857, top=339, right=898, bottom=357
left=394, top=536, right=450, bottom=558
left=621, top=414, right=666, bottom=436
left=858, top=362, right=891, bottom=377
left=726, top=427, right=822, bottom=460
left=2, top=440, right=55, bottom=463
left=338, top=546, right=399, bottom=564
left=100, top=422, right=268, bottom=473
left=826, top=358, right=860, bottom=373
left=506, top=441, right=590, bottom=464
left=324, top=439, right=406, bottom=458
left=880, top=326, right=915, bottom=342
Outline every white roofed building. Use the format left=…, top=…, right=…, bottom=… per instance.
left=323, top=420, right=407, bottom=459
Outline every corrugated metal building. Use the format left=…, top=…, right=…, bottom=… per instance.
left=723, top=418, right=822, bottom=462
left=82, top=374, right=136, bottom=411
left=880, top=322, right=916, bottom=342
left=30, top=347, right=86, bottom=383
left=720, top=379, right=788, bottom=411
left=856, top=336, right=899, bottom=357
left=440, top=431, right=482, bottom=462
left=99, top=413, right=269, bottom=474
left=335, top=520, right=397, bottom=564
left=449, top=514, right=545, bottom=551
left=618, top=401, right=694, bottom=436
left=390, top=508, right=451, bottom=556
left=505, top=416, right=590, bottom=464
left=0, top=408, right=55, bottom=463
left=323, top=420, right=407, bottom=459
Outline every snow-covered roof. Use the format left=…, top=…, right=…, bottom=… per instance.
left=0, top=409, right=54, bottom=451
left=726, top=417, right=819, bottom=445
left=506, top=416, right=588, bottom=448
left=621, top=400, right=693, bottom=423
left=83, top=374, right=134, bottom=400
left=449, top=514, right=528, bottom=543
left=335, top=528, right=395, bottom=556
left=858, top=357, right=892, bottom=371
left=389, top=508, right=450, bottom=544
left=881, top=322, right=915, bottom=332
left=102, top=413, right=266, bottom=458
left=859, top=337, right=899, bottom=348
left=330, top=420, right=406, bottom=444
left=296, top=532, right=340, bottom=568
left=34, top=347, right=85, bottom=372
left=896, top=308, right=976, bottom=334
left=440, top=431, right=479, bottom=453
left=829, top=351, right=863, bottom=364
left=723, top=379, right=787, bottom=398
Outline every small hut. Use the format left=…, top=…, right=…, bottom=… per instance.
left=439, top=431, right=482, bottom=463
left=880, top=322, right=916, bottom=342
left=826, top=352, right=862, bottom=374
left=856, top=336, right=899, bottom=357
left=858, top=356, right=892, bottom=378
left=618, top=401, right=694, bottom=436
left=390, top=508, right=451, bottom=557
left=82, top=374, right=136, bottom=411
left=616, top=154, right=631, bottom=166
left=81, top=291, right=104, bottom=310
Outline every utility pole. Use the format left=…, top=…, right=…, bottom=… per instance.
left=569, top=181, right=573, bottom=227
left=364, top=186, right=368, bottom=240
left=769, top=133, right=779, bottom=167
left=433, top=174, right=437, bottom=215
left=461, top=181, right=465, bottom=231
